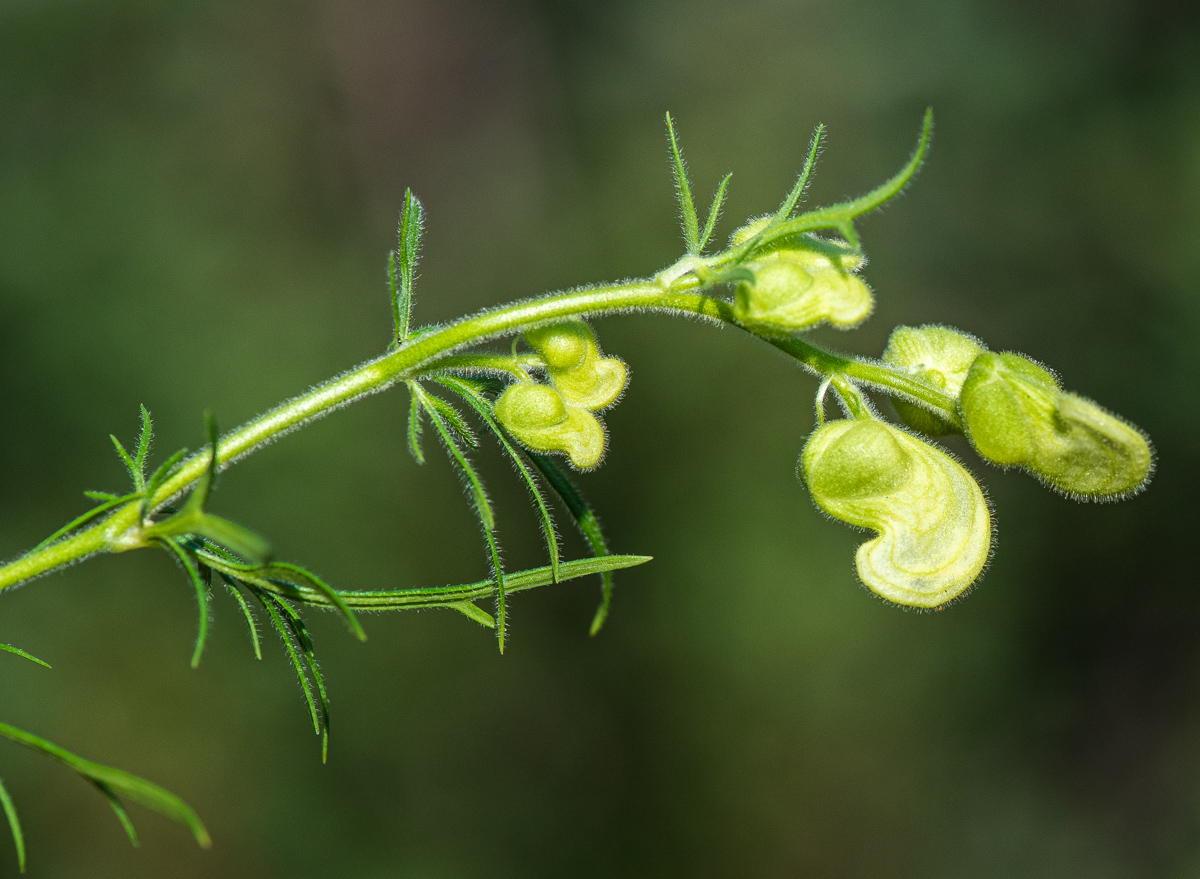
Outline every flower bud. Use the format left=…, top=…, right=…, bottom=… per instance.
left=801, top=419, right=991, bottom=607
left=493, top=382, right=606, bottom=470
left=881, top=325, right=985, bottom=436
left=734, top=241, right=872, bottom=332
left=959, top=352, right=1152, bottom=499
left=525, top=320, right=628, bottom=410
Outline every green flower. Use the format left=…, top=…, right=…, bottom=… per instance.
left=959, top=352, right=1152, bottom=499
left=493, top=382, right=606, bottom=470
left=881, top=325, right=985, bottom=436
left=524, top=320, right=627, bottom=410
left=733, top=236, right=872, bottom=332
left=801, top=419, right=991, bottom=608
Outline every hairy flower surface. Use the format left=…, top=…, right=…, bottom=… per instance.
left=493, top=382, right=605, bottom=469
left=801, top=419, right=991, bottom=607
left=525, top=320, right=627, bottom=410
left=733, top=236, right=872, bottom=332
left=959, top=352, right=1152, bottom=499
left=881, top=324, right=984, bottom=436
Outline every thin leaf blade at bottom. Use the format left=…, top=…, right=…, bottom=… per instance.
left=156, top=539, right=210, bottom=669
left=92, top=781, right=138, bottom=847
left=0, top=776, right=25, bottom=873
left=527, top=452, right=617, bottom=635
left=0, top=644, right=50, bottom=670
left=433, top=376, right=561, bottom=583
left=0, top=722, right=211, bottom=849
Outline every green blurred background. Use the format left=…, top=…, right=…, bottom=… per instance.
left=1, top=0, right=1197, bottom=876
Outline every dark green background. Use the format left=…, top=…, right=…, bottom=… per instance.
left=1, top=1, right=1197, bottom=876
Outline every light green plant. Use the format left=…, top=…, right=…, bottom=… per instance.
left=0, top=109, right=1153, bottom=867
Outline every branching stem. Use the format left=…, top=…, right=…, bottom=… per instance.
left=0, top=268, right=954, bottom=593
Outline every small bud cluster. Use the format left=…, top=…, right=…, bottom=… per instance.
left=493, top=320, right=628, bottom=469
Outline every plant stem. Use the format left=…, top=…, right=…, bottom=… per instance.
left=0, top=274, right=957, bottom=592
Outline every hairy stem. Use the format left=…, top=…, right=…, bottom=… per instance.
left=0, top=274, right=955, bottom=592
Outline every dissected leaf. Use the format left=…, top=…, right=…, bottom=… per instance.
left=393, top=188, right=424, bottom=342
left=258, top=594, right=328, bottom=759
left=771, top=123, right=824, bottom=227
left=423, top=393, right=477, bottom=448
left=0, top=722, right=210, bottom=849
left=33, top=491, right=141, bottom=553
left=527, top=452, right=616, bottom=635
left=698, top=172, right=732, bottom=253
left=267, top=562, right=365, bottom=642
left=140, top=448, right=188, bottom=524
left=0, top=644, right=50, bottom=670
left=0, top=775, right=24, bottom=873
left=134, top=405, right=153, bottom=482
left=434, top=376, right=560, bottom=583
left=156, top=539, right=210, bottom=669
left=406, top=383, right=426, bottom=464
left=414, top=385, right=507, bottom=650
left=296, top=554, right=650, bottom=613
left=223, top=578, right=262, bottom=660
left=110, top=436, right=140, bottom=489
left=91, top=781, right=138, bottom=847
left=665, top=111, right=700, bottom=254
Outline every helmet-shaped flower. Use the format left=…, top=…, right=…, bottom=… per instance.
left=801, top=419, right=992, bottom=608
left=493, top=382, right=606, bottom=470
left=524, top=320, right=627, bottom=410
left=881, top=325, right=985, bottom=436
left=959, top=352, right=1152, bottom=499
left=734, top=236, right=872, bottom=332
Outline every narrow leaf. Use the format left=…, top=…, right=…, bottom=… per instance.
left=92, top=781, right=138, bottom=847
left=223, top=577, right=262, bottom=660
left=771, top=123, right=824, bottom=226
left=313, top=554, right=651, bottom=611
left=173, top=514, right=272, bottom=566
left=528, top=452, right=616, bottom=635
left=268, top=562, right=365, bottom=642
left=0, top=644, right=50, bottom=669
left=784, top=108, right=932, bottom=249
left=141, top=448, right=188, bottom=524
left=134, top=405, right=153, bottom=482
left=665, top=112, right=700, bottom=253
left=829, top=107, right=932, bottom=221
left=83, top=491, right=121, bottom=501
left=394, top=188, right=424, bottom=341
left=110, top=436, right=140, bottom=488
left=258, top=594, right=322, bottom=739
left=424, top=393, right=477, bottom=448
left=0, top=721, right=210, bottom=848
left=434, top=376, right=560, bottom=583
left=272, top=599, right=331, bottom=761
left=33, top=491, right=141, bottom=552
left=407, top=383, right=426, bottom=464
left=156, top=539, right=210, bottom=669
left=415, top=385, right=507, bottom=651
left=0, top=776, right=25, bottom=873
left=448, top=601, right=496, bottom=627
left=697, top=172, right=731, bottom=253
left=387, top=249, right=400, bottom=345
